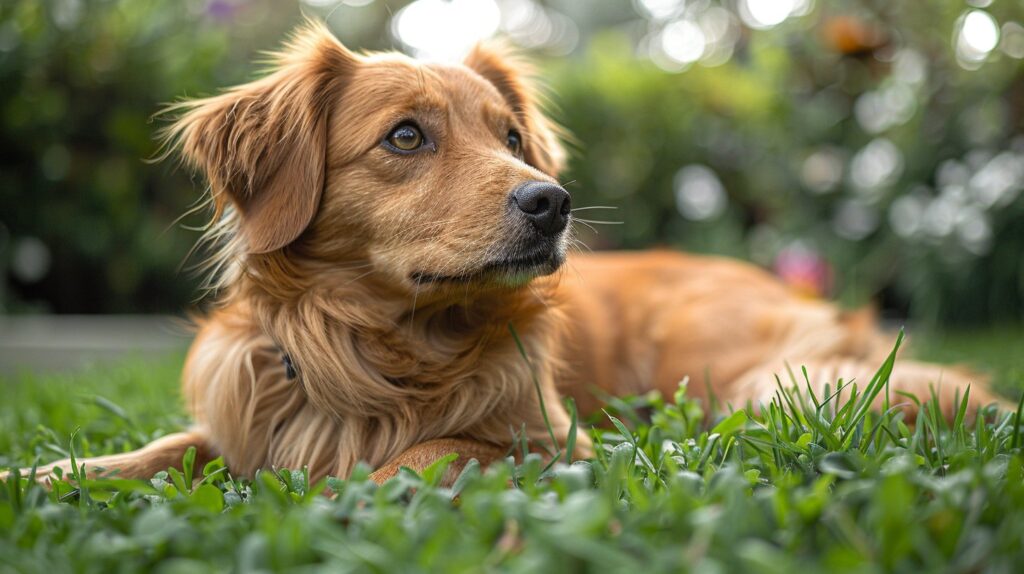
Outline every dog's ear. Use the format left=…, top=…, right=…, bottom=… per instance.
left=464, top=43, right=567, bottom=177
left=163, top=22, right=355, bottom=254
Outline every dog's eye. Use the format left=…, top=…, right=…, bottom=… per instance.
left=507, top=129, right=522, bottom=156
left=386, top=124, right=424, bottom=152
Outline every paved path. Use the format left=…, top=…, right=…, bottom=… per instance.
left=0, top=315, right=192, bottom=375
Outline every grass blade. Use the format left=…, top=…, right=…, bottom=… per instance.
left=508, top=323, right=560, bottom=456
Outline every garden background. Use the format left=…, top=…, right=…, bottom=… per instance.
left=2, top=0, right=1023, bottom=327
left=4, top=2, right=1024, bottom=572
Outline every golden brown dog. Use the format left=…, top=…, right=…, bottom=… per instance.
left=17, top=22, right=1007, bottom=485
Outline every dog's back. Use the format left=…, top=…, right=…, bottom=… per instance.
left=555, top=251, right=1003, bottom=419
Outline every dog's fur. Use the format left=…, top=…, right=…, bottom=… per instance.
left=14, top=23, right=1007, bottom=485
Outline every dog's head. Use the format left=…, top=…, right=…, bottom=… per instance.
left=166, top=22, right=570, bottom=295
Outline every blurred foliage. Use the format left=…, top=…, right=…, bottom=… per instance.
left=548, top=1, right=1024, bottom=326
left=1, top=0, right=1023, bottom=324
left=0, top=0, right=299, bottom=312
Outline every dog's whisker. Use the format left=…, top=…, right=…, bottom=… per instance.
left=568, top=236, right=592, bottom=253
left=570, top=206, right=618, bottom=212
left=573, top=218, right=624, bottom=225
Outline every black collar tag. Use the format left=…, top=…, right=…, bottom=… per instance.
left=282, top=353, right=297, bottom=380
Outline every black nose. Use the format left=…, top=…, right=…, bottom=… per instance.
left=511, top=181, right=571, bottom=236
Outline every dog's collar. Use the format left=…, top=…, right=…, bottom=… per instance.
left=281, top=352, right=297, bottom=380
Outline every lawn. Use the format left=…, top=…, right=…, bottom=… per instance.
left=2, top=329, right=1023, bottom=573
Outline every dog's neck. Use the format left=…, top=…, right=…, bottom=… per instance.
left=223, top=255, right=562, bottom=424
left=190, top=249, right=575, bottom=478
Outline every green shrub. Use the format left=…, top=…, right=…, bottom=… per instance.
left=3, top=0, right=1023, bottom=324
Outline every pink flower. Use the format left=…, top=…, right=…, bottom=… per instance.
left=773, top=244, right=833, bottom=299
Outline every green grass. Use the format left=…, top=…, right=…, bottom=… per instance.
left=915, top=326, right=1024, bottom=394
left=2, top=331, right=1024, bottom=573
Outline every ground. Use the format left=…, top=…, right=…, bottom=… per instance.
left=1, top=328, right=1023, bottom=573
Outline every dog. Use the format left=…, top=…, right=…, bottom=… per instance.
left=11, top=22, right=1008, bottom=485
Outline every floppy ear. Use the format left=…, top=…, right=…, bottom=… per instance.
left=464, top=43, right=567, bottom=177
left=163, top=22, right=355, bottom=254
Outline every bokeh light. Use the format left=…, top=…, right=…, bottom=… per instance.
left=854, top=84, right=916, bottom=134
left=970, top=151, right=1024, bottom=208
left=393, top=0, right=501, bottom=60
left=499, top=0, right=578, bottom=54
left=11, top=237, right=50, bottom=284
left=833, top=200, right=879, bottom=241
left=850, top=138, right=904, bottom=194
left=674, top=165, right=727, bottom=221
left=889, top=190, right=929, bottom=239
left=801, top=147, right=844, bottom=194
left=956, top=9, right=1000, bottom=68
left=634, top=0, right=684, bottom=22
left=1002, top=22, right=1024, bottom=58
left=660, top=19, right=706, bottom=66
left=738, top=0, right=811, bottom=30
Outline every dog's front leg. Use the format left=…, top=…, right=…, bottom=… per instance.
left=2, top=430, right=215, bottom=486
left=368, top=438, right=507, bottom=486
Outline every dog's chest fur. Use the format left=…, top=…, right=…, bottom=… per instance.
left=183, top=283, right=574, bottom=479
